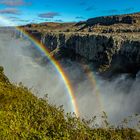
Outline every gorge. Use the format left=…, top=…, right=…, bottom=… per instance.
left=18, top=12, right=140, bottom=76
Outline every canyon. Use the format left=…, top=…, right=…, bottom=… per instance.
left=5, top=12, right=140, bottom=76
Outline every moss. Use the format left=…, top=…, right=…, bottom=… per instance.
left=0, top=66, right=140, bottom=139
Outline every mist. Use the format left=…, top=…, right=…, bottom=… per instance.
left=0, top=30, right=140, bottom=125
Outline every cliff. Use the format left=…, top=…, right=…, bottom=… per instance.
left=19, top=12, right=140, bottom=75
left=23, top=31, right=140, bottom=75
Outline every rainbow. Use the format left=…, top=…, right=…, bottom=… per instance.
left=0, top=16, right=80, bottom=117
left=80, top=64, right=104, bottom=114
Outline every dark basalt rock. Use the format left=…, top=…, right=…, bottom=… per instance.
left=83, top=13, right=139, bottom=26
left=0, top=66, right=10, bottom=83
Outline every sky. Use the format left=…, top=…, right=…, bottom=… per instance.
left=0, top=0, right=140, bottom=25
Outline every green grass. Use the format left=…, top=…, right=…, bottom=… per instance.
left=0, top=66, right=140, bottom=140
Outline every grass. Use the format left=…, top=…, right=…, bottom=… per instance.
left=0, top=66, right=140, bottom=140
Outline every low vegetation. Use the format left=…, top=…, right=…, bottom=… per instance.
left=0, top=66, right=140, bottom=140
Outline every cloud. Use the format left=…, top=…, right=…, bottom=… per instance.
left=18, top=19, right=30, bottom=22
left=79, top=1, right=87, bottom=6
left=78, top=0, right=89, bottom=6
left=55, top=19, right=63, bottom=22
left=8, top=16, right=19, bottom=19
left=0, top=0, right=31, bottom=7
left=0, top=8, right=21, bottom=15
left=123, top=7, right=134, bottom=13
left=5, top=16, right=30, bottom=24
left=85, top=6, right=95, bottom=11
left=102, top=8, right=135, bottom=15
left=75, top=16, right=85, bottom=19
left=103, top=9, right=120, bottom=14
left=38, top=12, right=60, bottom=18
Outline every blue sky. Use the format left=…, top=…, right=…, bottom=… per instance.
left=0, top=0, right=140, bottom=25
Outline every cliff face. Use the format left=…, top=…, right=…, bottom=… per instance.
left=26, top=31, right=140, bottom=74
left=84, top=12, right=140, bottom=26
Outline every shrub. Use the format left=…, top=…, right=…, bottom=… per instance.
left=0, top=67, right=140, bottom=139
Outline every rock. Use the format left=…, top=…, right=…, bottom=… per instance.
left=26, top=31, right=140, bottom=74
left=0, top=66, right=4, bottom=73
left=0, top=66, right=10, bottom=83
left=86, top=15, right=137, bottom=26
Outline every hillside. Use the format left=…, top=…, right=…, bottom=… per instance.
left=75, top=12, right=140, bottom=33
left=0, top=66, right=140, bottom=139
